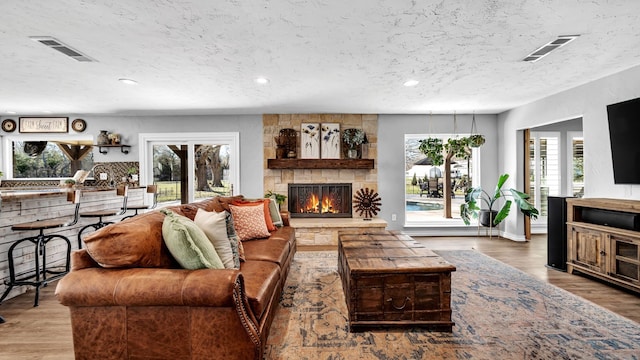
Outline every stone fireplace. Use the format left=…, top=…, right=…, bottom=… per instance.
left=263, top=114, right=385, bottom=246
left=288, top=183, right=352, bottom=218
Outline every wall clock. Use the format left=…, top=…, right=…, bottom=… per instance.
left=71, top=119, right=86, bottom=132
left=353, top=187, right=382, bottom=220
left=2, top=119, right=16, bottom=132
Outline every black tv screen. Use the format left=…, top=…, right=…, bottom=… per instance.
left=607, top=97, right=640, bottom=184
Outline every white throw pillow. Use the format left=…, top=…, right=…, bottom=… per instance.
left=194, top=209, right=236, bottom=269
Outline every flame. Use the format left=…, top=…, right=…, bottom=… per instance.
left=322, top=196, right=334, bottom=213
left=300, top=193, right=337, bottom=213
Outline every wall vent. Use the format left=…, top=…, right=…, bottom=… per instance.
left=523, top=35, right=579, bottom=63
left=30, top=36, right=96, bottom=62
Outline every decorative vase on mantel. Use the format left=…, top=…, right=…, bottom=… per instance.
left=97, top=130, right=110, bottom=145
left=347, top=148, right=359, bottom=159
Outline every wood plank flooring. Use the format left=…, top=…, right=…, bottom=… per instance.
left=1, top=234, right=639, bottom=359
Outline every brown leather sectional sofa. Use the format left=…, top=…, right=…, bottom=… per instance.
left=55, top=196, right=296, bottom=360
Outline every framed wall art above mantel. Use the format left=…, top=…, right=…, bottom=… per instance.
left=19, top=117, right=68, bottom=133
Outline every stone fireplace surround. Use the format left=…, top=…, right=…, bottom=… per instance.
left=263, top=114, right=386, bottom=246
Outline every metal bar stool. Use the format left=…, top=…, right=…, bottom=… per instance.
left=121, top=185, right=158, bottom=221
left=0, top=190, right=80, bottom=307
left=77, top=185, right=128, bottom=249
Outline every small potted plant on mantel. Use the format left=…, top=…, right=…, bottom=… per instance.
left=342, top=128, right=366, bottom=159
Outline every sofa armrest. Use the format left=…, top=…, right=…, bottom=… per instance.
left=56, top=267, right=261, bottom=358
left=70, top=249, right=101, bottom=271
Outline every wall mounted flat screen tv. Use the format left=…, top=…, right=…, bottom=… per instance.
left=607, top=97, right=640, bottom=184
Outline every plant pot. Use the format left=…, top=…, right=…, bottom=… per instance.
left=479, top=210, right=500, bottom=227
left=468, top=134, right=486, bottom=148
left=347, top=149, right=358, bottom=159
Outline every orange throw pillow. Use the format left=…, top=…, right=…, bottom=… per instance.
left=228, top=204, right=271, bottom=241
left=231, top=199, right=276, bottom=231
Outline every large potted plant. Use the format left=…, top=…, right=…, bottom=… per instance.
left=460, top=173, right=539, bottom=227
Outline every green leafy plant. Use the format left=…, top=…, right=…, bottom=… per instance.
left=468, top=134, right=486, bottom=148
left=460, top=173, right=539, bottom=227
left=265, top=190, right=287, bottom=206
left=418, top=137, right=473, bottom=166
left=342, top=129, right=366, bottom=150
left=418, top=137, right=444, bottom=165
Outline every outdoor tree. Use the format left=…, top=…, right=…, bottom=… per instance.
left=195, top=145, right=216, bottom=191
left=411, top=173, right=418, bottom=192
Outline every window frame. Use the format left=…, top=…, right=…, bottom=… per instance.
left=138, top=132, right=240, bottom=203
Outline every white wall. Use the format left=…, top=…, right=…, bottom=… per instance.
left=498, top=64, right=640, bottom=239
left=378, top=114, right=499, bottom=234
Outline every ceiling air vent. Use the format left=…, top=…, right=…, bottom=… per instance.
left=523, top=35, right=579, bottom=63
left=29, top=36, right=96, bottom=62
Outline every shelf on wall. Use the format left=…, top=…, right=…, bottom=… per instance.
left=95, top=144, right=131, bottom=154
left=267, top=158, right=374, bottom=169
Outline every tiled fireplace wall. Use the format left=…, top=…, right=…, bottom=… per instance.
left=263, top=114, right=378, bottom=219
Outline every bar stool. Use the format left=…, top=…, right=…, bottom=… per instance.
left=121, top=185, right=158, bottom=221
left=0, top=190, right=81, bottom=307
left=77, top=185, right=128, bottom=249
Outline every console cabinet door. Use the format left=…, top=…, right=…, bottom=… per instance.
left=570, top=226, right=607, bottom=274
left=610, top=236, right=640, bottom=285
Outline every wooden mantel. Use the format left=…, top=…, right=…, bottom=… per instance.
left=267, top=158, right=374, bottom=169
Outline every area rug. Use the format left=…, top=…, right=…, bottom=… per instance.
left=264, top=250, right=640, bottom=360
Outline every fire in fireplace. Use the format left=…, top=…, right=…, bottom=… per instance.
left=288, top=183, right=352, bottom=218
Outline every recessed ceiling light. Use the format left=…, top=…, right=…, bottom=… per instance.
left=254, top=77, right=270, bottom=84
left=6, top=111, right=16, bottom=114
left=118, top=78, right=138, bottom=85
left=403, top=80, right=419, bottom=87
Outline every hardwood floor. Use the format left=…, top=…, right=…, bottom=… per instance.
left=1, top=234, right=639, bottom=359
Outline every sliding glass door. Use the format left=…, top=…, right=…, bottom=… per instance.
left=140, top=133, right=239, bottom=204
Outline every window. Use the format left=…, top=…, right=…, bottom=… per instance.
left=3, top=136, right=94, bottom=179
left=404, top=134, right=479, bottom=225
left=529, top=131, right=560, bottom=222
left=568, top=132, right=584, bottom=198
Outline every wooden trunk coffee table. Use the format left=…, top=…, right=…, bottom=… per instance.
left=338, top=230, right=456, bottom=332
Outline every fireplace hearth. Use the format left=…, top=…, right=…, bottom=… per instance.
left=288, top=183, right=352, bottom=218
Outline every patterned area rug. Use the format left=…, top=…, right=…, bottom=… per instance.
left=264, top=250, right=640, bottom=360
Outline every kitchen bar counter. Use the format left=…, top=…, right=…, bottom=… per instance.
left=0, top=186, right=147, bottom=303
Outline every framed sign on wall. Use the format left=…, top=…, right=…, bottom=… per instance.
left=19, top=117, right=69, bottom=133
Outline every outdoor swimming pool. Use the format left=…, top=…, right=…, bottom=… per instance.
left=406, top=201, right=444, bottom=211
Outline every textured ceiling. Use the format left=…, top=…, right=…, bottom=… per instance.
left=1, top=0, right=639, bottom=116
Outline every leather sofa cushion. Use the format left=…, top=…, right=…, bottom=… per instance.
left=201, top=195, right=245, bottom=213
left=84, top=210, right=178, bottom=268
left=267, top=226, right=296, bottom=244
left=242, top=238, right=290, bottom=268
left=239, top=260, right=281, bottom=320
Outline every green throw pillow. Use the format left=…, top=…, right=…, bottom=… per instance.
left=161, top=209, right=224, bottom=270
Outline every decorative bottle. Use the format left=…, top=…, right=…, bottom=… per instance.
left=97, top=130, right=109, bottom=145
